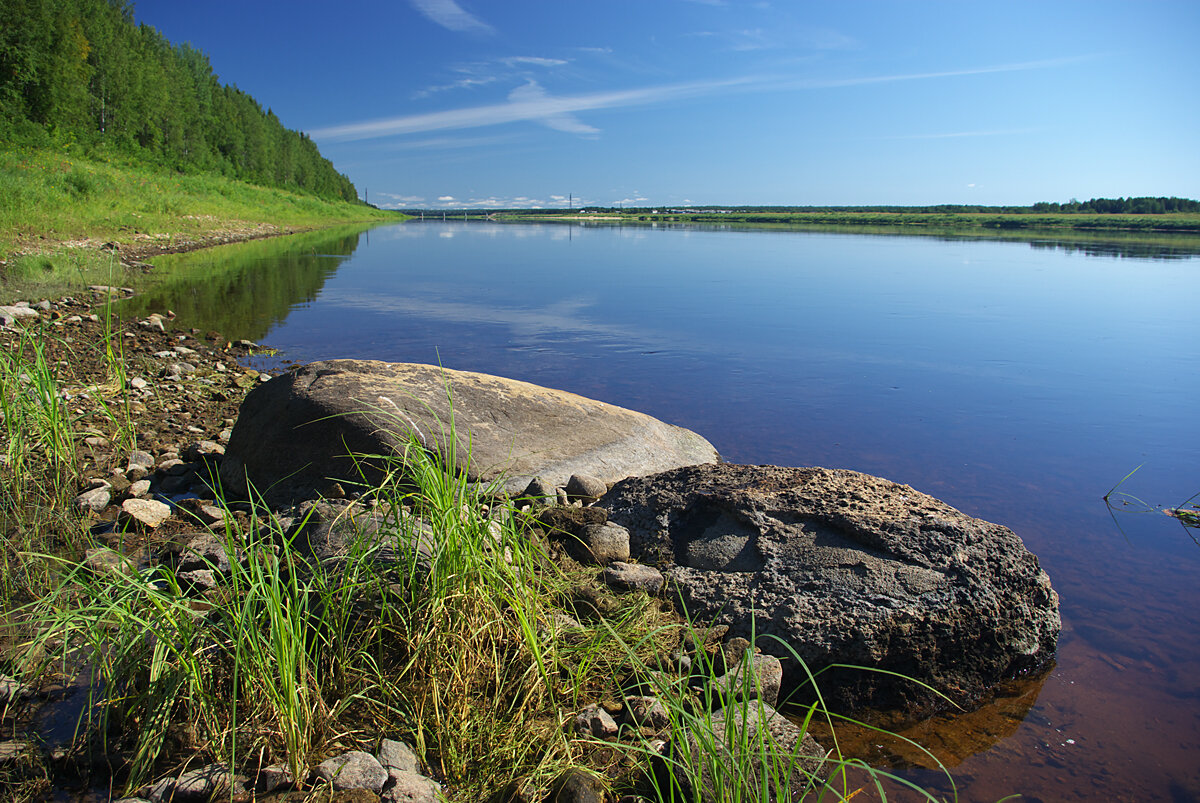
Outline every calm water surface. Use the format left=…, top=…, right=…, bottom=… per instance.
left=141, top=221, right=1200, bottom=802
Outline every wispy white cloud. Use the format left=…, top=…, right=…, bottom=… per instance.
left=409, top=0, right=494, bottom=35
left=437, top=195, right=456, bottom=201
left=501, top=56, right=568, bottom=68
left=507, top=81, right=599, bottom=135
left=412, top=75, right=499, bottom=99
left=312, top=76, right=756, bottom=141
left=313, top=56, right=1092, bottom=143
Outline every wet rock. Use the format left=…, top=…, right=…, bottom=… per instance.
left=314, top=750, right=387, bottom=793
left=120, top=498, right=172, bottom=529
left=221, top=360, right=718, bottom=504
left=602, top=463, right=1061, bottom=712
left=603, top=562, right=664, bottom=594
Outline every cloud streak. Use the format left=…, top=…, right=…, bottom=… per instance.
left=409, top=0, right=494, bottom=35
left=312, top=56, right=1092, bottom=143
left=312, top=76, right=756, bottom=142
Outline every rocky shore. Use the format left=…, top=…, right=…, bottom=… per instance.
left=0, top=289, right=1060, bottom=802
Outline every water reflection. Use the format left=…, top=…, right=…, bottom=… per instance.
left=124, top=224, right=373, bottom=341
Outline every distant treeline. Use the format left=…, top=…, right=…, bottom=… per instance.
left=0, top=0, right=358, bottom=202
left=592, top=198, right=1199, bottom=215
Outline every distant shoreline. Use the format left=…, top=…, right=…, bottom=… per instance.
left=492, top=208, right=1200, bottom=234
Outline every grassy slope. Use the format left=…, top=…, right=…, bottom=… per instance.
left=0, top=145, right=401, bottom=263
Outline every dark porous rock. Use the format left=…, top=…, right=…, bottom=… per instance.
left=602, top=561, right=664, bottom=594
left=220, top=360, right=719, bottom=504
left=601, top=463, right=1061, bottom=713
left=662, top=703, right=827, bottom=803
left=314, top=750, right=388, bottom=793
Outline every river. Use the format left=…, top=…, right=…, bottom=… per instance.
left=137, top=220, right=1200, bottom=802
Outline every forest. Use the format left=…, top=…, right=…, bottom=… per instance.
left=0, top=0, right=359, bottom=202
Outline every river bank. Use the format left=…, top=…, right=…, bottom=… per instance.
left=1, top=276, right=1004, bottom=801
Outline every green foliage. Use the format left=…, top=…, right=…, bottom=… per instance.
left=0, top=0, right=359, bottom=202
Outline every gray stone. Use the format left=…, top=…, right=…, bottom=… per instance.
left=120, top=498, right=171, bottom=529
left=84, top=547, right=135, bottom=576
left=315, top=749, right=388, bottom=792
left=664, top=702, right=827, bottom=803
left=127, top=450, right=155, bottom=471
left=713, top=652, right=783, bottom=709
left=518, top=476, right=557, bottom=506
left=177, top=568, right=218, bottom=591
left=377, top=738, right=421, bottom=776
left=178, top=533, right=237, bottom=574
left=256, top=763, right=296, bottom=792
left=74, top=486, right=111, bottom=514
left=0, top=305, right=39, bottom=321
left=183, top=440, right=225, bottom=463
left=0, top=674, right=30, bottom=705
left=382, top=769, right=443, bottom=803
left=128, top=479, right=152, bottom=498
left=566, top=522, right=631, bottom=565
left=625, top=695, right=671, bottom=731
left=603, top=562, right=664, bottom=594
left=601, top=463, right=1061, bottom=712
left=548, top=769, right=607, bottom=803
left=148, top=763, right=243, bottom=802
left=220, top=360, right=719, bottom=504
left=566, top=473, right=608, bottom=502
left=575, top=703, right=619, bottom=738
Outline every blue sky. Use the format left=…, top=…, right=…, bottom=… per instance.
left=133, top=1, right=1199, bottom=209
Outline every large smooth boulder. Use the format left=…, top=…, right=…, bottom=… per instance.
left=220, top=360, right=718, bottom=504
left=601, top=463, right=1061, bottom=713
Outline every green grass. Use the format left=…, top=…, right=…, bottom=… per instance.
left=0, top=145, right=401, bottom=261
